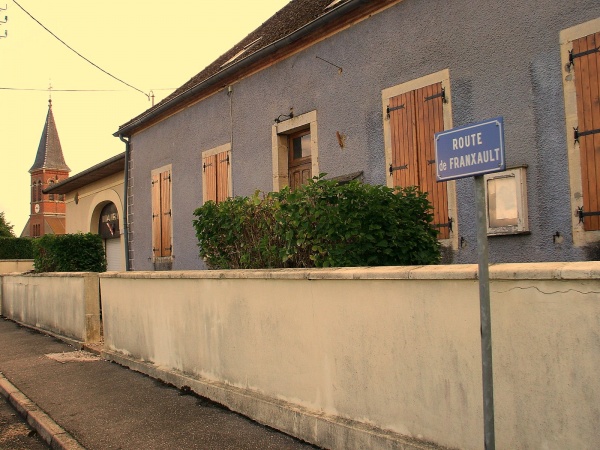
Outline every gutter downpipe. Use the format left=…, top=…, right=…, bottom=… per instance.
left=118, top=134, right=131, bottom=271
left=114, top=0, right=371, bottom=137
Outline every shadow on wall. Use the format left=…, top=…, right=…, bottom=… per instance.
left=583, top=242, right=600, bottom=261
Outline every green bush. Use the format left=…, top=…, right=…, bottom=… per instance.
left=0, top=237, right=34, bottom=259
left=32, top=233, right=107, bottom=273
left=193, top=176, right=440, bottom=269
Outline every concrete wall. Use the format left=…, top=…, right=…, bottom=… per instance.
left=126, top=0, right=600, bottom=270
left=0, top=260, right=34, bottom=274
left=1, top=273, right=101, bottom=344
left=100, top=262, right=600, bottom=450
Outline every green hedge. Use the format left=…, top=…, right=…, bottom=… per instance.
left=32, top=233, right=107, bottom=273
left=193, top=176, right=441, bottom=269
left=0, top=237, right=34, bottom=259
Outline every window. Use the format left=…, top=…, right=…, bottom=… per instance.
left=151, top=165, right=172, bottom=258
left=48, top=180, right=55, bottom=200
left=272, top=110, right=319, bottom=191
left=37, top=180, right=42, bottom=202
left=202, top=143, right=232, bottom=203
left=561, top=18, right=600, bottom=245
left=288, top=130, right=312, bottom=190
left=382, top=70, right=458, bottom=246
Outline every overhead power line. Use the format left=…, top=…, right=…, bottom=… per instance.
left=0, top=87, right=175, bottom=92
left=12, top=0, right=149, bottom=99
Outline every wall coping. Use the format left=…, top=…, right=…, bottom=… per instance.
left=2, top=272, right=99, bottom=278
left=99, top=262, right=600, bottom=281
left=0, top=259, right=34, bottom=262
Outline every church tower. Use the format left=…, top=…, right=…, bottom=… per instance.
left=24, top=99, right=70, bottom=237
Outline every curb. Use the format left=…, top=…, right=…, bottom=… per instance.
left=0, top=372, right=85, bottom=450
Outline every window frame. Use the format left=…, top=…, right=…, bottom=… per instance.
left=272, top=110, right=319, bottom=191
left=201, top=143, right=232, bottom=204
left=560, top=17, right=600, bottom=246
left=382, top=69, right=458, bottom=249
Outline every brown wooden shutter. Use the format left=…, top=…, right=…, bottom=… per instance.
left=389, top=91, right=419, bottom=189
left=388, top=82, right=449, bottom=239
left=416, top=83, right=449, bottom=239
left=216, top=150, right=230, bottom=203
left=203, top=154, right=217, bottom=203
left=573, top=32, right=600, bottom=231
left=161, top=170, right=172, bottom=257
left=151, top=172, right=162, bottom=257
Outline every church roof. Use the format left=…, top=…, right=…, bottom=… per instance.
left=30, top=100, right=70, bottom=173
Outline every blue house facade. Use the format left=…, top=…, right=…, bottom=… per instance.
left=116, top=0, right=600, bottom=270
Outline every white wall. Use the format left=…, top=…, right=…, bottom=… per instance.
left=99, top=262, right=600, bottom=450
left=0, top=260, right=34, bottom=274
left=1, top=273, right=101, bottom=344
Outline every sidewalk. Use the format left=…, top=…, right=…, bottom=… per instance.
left=0, top=318, right=319, bottom=450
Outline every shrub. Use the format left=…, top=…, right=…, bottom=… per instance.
left=32, top=233, right=107, bottom=273
left=0, top=237, right=34, bottom=259
left=193, top=177, right=440, bottom=269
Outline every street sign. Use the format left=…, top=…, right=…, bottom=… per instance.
left=435, top=117, right=505, bottom=181
left=435, top=117, right=506, bottom=450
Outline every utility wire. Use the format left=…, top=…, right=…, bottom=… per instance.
left=0, top=87, right=175, bottom=92
left=12, top=0, right=149, bottom=99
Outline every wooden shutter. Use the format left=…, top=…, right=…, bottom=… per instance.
left=388, top=82, right=449, bottom=239
left=573, top=32, right=600, bottom=231
left=216, top=150, right=230, bottom=203
left=151, top=172, right=162, bottom=257
left=203, top=154, right=217, bottom=203
left=161, top=170, right=172, bottom=257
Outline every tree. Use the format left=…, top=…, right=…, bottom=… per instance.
left=0, top=212, right=15, bottom=237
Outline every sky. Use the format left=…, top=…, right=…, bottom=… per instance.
left=0, top=0, right=290, bottom=235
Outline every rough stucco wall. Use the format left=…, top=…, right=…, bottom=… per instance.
left=128, top=0, right=600, bottom=270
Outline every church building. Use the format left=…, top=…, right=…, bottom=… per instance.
left=20, top=99, right=70, bottom=237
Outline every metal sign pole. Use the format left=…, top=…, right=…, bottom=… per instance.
left=474, top=175, right=495, bottom=450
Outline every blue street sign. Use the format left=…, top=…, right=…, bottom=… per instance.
left=435, top=117, right=505, bottom=181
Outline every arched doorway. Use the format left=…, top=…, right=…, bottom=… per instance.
left=98, top=202, right=123, bottom=271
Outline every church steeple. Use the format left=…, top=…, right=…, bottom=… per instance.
left=29, top=99, right=70, bottom=173
left=21, top=100, right=70, bottom=238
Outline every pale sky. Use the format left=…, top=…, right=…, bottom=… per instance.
left=0, top=0, right=289, bottom=235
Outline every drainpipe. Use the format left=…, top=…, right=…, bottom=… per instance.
left=119, top=134, right=131, bottom=271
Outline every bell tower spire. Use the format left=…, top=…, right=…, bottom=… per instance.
left=22, top=99, right=70, bottom=237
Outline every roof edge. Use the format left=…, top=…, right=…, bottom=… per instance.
left=44, top=152, right=125, bottom=194
left=114, top=0, right=371, bottom=137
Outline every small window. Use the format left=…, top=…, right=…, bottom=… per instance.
left=288, top=130, right=312, bottom=190
left=37, top=181, right=42, bottom=202
left=48, top=180, right=55, bottom=201
left=272, top=110, right=319, bottom=192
